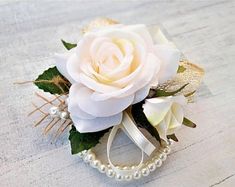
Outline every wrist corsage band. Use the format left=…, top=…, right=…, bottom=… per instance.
left=18, top=18, right=204, bottom=181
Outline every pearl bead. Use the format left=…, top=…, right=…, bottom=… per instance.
left=99, top=164, right=106, bottom=173
left=106, top=169, right=115, bottom=178
left=131, top=166, right=136, bottom=170
left=123, top=166, right=130, bottom=170
left=49, top=106, right=59, bottom=116
left=155, top=158, right=162, bottom=167
left=133, top=171, right=141, bottom=179
left=77, top=152, right=83, bottom=158
left=87, top=149, right=92, bottom=154
left=167, top=139, right=173, bottom=145
left=148, top=163, right=156, bottom=172
left=60, top=111, right=69, bottom=119
left=115, top=174, right=123, bottom=181
left=141, top=168, right=150, bottom=176
left=83, top=156, right=90, bottom=163
left=82, top=150, right=88, bottom=154
left=159, top=153, right=167, bottom=161
left=163, top=147, right=171, bottom=154
left=91, top=160, right=100, bottom=168
left=87, top=153, right=95, bottom=162
left=115, top=166, right=121, bottom=170
left=107, top=164, right=111, bottom=169
left=125, top=175, right=132, bottom=181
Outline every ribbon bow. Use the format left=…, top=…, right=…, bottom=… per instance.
left=107, top=112, right=156, bottom=176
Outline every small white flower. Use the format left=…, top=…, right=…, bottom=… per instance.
left=56, top=24, right=180, bottom=132
left=143, top=96, right=186, bottom=140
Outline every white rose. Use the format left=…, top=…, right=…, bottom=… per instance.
left=143, top=96, right=186, bottom=140
left=56, top=24, right=180, bottom=132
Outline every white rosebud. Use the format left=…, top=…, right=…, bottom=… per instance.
left=143, top=95, right=186, bottom=140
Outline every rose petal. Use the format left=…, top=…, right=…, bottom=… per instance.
left=68, top=84, right=95, bottom=120
left=164, top=110, right=172, bottom=127
left=169, top=114, right=182, bottom=130
left=95, top=41, right=122, bottom=64
left=167, top=113, right=182, bottom=135
left=91, top=53, right=159, bottom=100
left=149, top=56, right=162, bottom=87
left=66, top=53, right=81, bottom=82
left=103, top=54, right=133, bottom=81
left=111, top=60, right=143, bottom=87
left=143, top=97, right=173, bottom=126
left=72, top=112, right=122, bottom=133
left=79, top=73, right=120, bottom=93
left=106, top=43, right=146, bottom=87
left=132, top=85, right=151, bottom=104
left=85, top=63, right=111, bottom=84
left=151, top=27, right=169, bottom=45
left=122, top=53, right=160, bottom=95
left=91, top=84, right=134, bottom=101
left=154, top=44, right=180, bottom=83
left=55, top=50, right=76, bottom=83
left=76, top=33, right=96, bottom=60
left=115, top=38, right=134, bottom=56
left=125, top=24, right=154, bottom=51
left=90, top=37, right=119, bottom=62
left=172, top=95, right=187, bottom=106
left=67, top=34, right=96, bottom=82
left=106, top=42, right=146, bottom=85
left=95, top=27, right=147, bottom=50
left=73, top=84, right=134, bottom=117
left=171, top=103, right=184, bottom=124
left=155, top=119, right=168, bottom=141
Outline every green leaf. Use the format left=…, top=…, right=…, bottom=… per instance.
left=154, top=83, right=189, bottom=97
left=34, top=66, right=71, bottom=94
left=61, top=39, right=77, bottom=50
left=184, top=90, right=196, bottom=97
left=177, top=65, right=186, bottom=73
left=183, top=117, right=196, bottom=128
left=167, top=134, right=178, bottom=142
left=131, top=101, right=161, bottom=143
left=69, top=125, right=110, bottom=154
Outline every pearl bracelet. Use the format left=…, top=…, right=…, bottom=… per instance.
left=78, top=140, right=172, bottom=181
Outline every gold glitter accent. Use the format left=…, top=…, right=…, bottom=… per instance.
left=161, top=59, right=205, bottom=102
left=82, top=18, right=119, bottom=33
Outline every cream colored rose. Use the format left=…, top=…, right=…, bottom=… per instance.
left=143, top=96, right=186, bottom=140
left=56, top=24, right=180, bottom=132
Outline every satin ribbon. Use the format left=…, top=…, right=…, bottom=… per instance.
left=107, top=112, right=156, bottom=175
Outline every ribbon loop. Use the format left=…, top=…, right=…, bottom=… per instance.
left=107, top=112, right=156, bottom=176
left=121, top=112, right=156, bottom=156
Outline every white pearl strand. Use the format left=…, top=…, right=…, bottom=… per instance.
left=49, top=106, right=69, bottom=120
left=79, top=140, right=173, bottom=181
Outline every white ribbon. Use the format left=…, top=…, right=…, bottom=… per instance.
left=107, top=112, right=156, bottom=175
